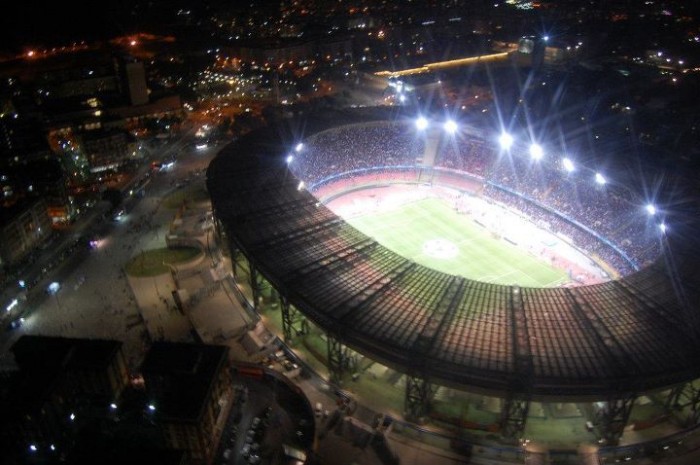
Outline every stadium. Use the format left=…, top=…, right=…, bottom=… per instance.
left=207, top=107, right=700, bottom=454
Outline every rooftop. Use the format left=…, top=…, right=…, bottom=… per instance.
left=140, top=341, right=229, bottom=422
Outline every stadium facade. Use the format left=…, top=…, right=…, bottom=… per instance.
left=207, top=108, right=700, bottom=445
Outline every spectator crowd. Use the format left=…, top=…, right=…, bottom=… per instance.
left=290, top=121, right=662, bottom=275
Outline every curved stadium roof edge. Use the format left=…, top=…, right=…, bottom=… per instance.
left=207, top=108, right=700, bottom=400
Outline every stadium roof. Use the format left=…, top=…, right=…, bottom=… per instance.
left=207, top=109, right=700, bottom=400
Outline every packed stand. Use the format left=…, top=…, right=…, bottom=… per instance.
left=482, top=186, right=636, bottom=275
left=291, top=122, right=425, bottom=186
left=433, top=139, right=661, bottom=269
left=485, top=153, right=660, bottom=267
left=293, top=121, right=660, bottom=272
left=435, top=139, right=493, bottom=178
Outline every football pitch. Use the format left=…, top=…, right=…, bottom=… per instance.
left=345, top=197, right=568, bottom=287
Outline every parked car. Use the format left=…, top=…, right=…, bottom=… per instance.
left=7, top=317, right=24, bottom=330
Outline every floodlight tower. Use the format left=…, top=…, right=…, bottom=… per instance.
left=529, top=143, right=544, bottom=160
left=562, top=157, right=575, bottom=173
left=499, top=132, right=514, bottom=150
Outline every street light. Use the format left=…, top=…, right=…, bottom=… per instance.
left=48, top=282, right=62, bottom=311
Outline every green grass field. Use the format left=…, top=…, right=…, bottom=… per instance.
left=346, top=197, right=568, bottom=287
left=125, top=247, right=201, bottom=277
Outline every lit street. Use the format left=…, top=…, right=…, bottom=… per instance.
left=0, top=134, right=219, bottom=369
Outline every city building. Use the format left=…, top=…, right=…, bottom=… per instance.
left=115, top=56, right=150, bottom=106
left=0, top=197, right=52, bottom=271
left=0, top=116, right=53, bottom=166
left=140, top=342, right=233, bottom=465
left=79, top=128, right=138, bottom=173
left=0, top=335, right=129, bottom=460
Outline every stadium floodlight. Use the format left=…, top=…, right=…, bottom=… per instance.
left=543, top=35, right=550, bottom=42
left=444, top=119, right=458, bottom=134
left=399, top=94, right=406, bottom=103
left=529, top=143, right=544, bottom=160
left=499, top=132, right=514, bottom=150
left=295, top=143, right=304, bottom=152
left=595, top=172, right=606, bottom=185
left=286, top=154, right=294, bottom=164
left=415, top=116, right=429, bottom=130
left=659, top=223, right=667, bottom=233
left=297, top=181, right=305, bottom=191
left=562, top=157, right=575, bottom=172
left=645, top=204, right=656, bottom=215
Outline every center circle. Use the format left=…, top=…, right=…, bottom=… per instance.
left=422, top=238, right=459, bottom=259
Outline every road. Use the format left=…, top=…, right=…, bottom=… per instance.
left=0, top=133, right=220, bottom=368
